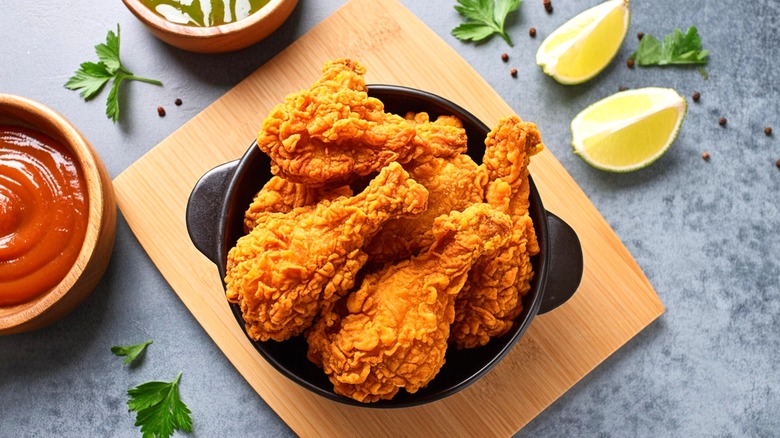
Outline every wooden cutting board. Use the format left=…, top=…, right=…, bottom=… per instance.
left=113, top=0, right=664, bottom=435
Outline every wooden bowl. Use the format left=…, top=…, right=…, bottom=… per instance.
left=122, top=0, right=299, bottom=53
left=0, top=95, right=117, bottom=335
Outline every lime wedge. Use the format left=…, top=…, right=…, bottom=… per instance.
left=571, top=87, right=687, bottom=172
left=536, top=0, right=630, bottom=85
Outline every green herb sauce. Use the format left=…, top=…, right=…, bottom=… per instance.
left=141, top=0, right=271, bottom=27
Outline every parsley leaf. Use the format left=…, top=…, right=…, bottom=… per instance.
left=64, top=62, right=113, bottom=100
left=95, top=27, right=124, bottom=74
left=452, top=0, right=522, bottom=46
left=111, top=340, right=153, bottom=365
left=632, top=26, right=710, bottom=66
left=106, top=77, right=124, bottom=124
left=127, top=372, right=193, bottom=438
left=65, top=24, right=162, bottom=123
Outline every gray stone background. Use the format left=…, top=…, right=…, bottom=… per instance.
left=1, top=0, right=778, bottom=436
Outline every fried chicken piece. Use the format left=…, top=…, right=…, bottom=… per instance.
left=451, top=116, right=545, bottom=349
left=257, top=60, right=470, bottom=187
left=243, top=176, right=352, bottom=232
left=363, top=153, right=487, bottom=265
left=225, top=162, right=428, bottom=342
left=307, top=204, right=512, bottom=402
left=257, top=59, right=418, bottom=187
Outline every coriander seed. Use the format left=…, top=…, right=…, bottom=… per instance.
left=175, top=98, right=183, bottom=106
left=543, top=0, right=553, bottom=13
left=776, top=159, right=780, bottom=169
left=764, top=127, right=772, bottom=136
left=702, top=152, right=710, bottom=161
left=626, top=58, right=635, bottom=69
left=692, top=91, right=700, bottom=102
left=157, top=106, right=166, bottom=117
left=510, top=68, right=518, bottom=77
left=501, top=53, right=509, bottom=62
left=637, top=32, right=645, bottom=40
left=529, top=27, right=537, bottom=38
left=719, top=117, right=727, bottom=127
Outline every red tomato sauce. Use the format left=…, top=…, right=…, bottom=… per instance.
left=0, top=126, right=89, bottom=306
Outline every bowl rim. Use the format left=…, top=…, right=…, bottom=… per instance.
left=122, top=0, right=296, bottom=38
left=211, top=84, right=551, bottom=407
left=0, top=94, right=110, bottom=331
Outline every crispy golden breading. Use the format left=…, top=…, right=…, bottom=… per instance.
left=405, top=112, right=469, bottom=160
left=451, top=116, right=544, bottom=349
left=363, top=153, right=487, bottom=265
left=257, top=59, right=417, bottom=187
left=257, top=60, right=469, bottom=188
left=243, top=176, right=352, bottom=232
left=306, top=204, right=511, bottom=402
left=225, top=163, right=428, bottom=342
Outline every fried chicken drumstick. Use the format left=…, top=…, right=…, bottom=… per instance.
left=225, top=162, right=428, bottom=342
left=306, top=203, right=512, bottom=402
left=256, top=59, right=466, bottom=187
left=450, top=116, right=545, bottom=349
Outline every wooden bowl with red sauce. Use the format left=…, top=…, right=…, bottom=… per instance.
left=0, top=94, right=116, bottom=335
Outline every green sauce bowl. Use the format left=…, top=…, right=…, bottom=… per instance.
left=122, top=0, right=298, bottom=53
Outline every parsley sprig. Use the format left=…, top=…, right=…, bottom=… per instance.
left=631, top=26, right=710, bottom=66
left=65, top=24, right=162, bottom=123
left=111, top=340, right=153, bottom=365
left=452, top=0, right=522, bottom=46
left=127, top=372, right=193, bottom=438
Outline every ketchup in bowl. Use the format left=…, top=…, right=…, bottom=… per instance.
left=0, top=126, right=88, bottom=306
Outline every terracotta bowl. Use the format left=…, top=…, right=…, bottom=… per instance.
left=0, top=95, right=117, bottom=335
left=122, top=0, right=299, bottom=53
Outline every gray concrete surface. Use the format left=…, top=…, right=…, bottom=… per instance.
left=1, top=0, right=778, bottom=436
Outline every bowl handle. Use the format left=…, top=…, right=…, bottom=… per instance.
left=538, top=212, right=583, bottom=314
left=186, top=161, right=238, bottom=265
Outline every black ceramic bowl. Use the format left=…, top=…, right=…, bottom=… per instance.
left=186, top=85, right=583, bottom=408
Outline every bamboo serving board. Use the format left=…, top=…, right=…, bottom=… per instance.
left=113, top=0, right=664, bottom=436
